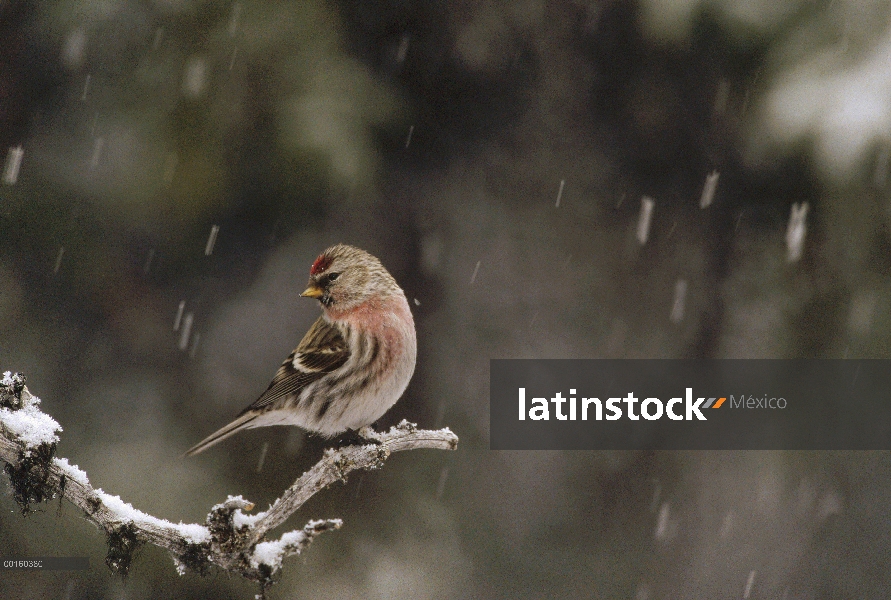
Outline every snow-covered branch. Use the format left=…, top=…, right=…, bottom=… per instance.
left=0, top=372, right=458, bottom=592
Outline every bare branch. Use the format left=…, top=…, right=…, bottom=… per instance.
left=244, top=423, right=458, bottom=547
left=0, top=372, right=458, bottom=590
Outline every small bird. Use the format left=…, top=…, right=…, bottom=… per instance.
left=184, top=244, right=417, bottom=456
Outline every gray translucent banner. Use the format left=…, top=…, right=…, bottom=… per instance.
left=0, top=557, right=89, bottom=570
left=490, top=360, right=891, bottom=450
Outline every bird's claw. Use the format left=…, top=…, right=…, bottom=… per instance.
left=334, top=427, right=382, bottom=449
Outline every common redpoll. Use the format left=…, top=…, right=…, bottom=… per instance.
left=184, top=244, right=417, bottom=456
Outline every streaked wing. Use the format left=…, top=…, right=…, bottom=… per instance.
left=240, top=315, right=350, bottom=413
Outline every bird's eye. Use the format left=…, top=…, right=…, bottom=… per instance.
left=327, top=272, right=340, bottom=282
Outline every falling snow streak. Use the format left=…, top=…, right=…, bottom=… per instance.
left=205, top=225, right=220, bottom=256
left=3, top=146, right=24, bottom=185
left=173, top=301, right=185, bottom=331
left=670, top=279, right=688, bottom=323
left=434, top=400, right=446, bottom=429
left=396, top=34, right=410, bottom=64
left=405, top=125, right=414, bottom=149
left=81, top=74, right=91, bottom=101
left=743, top=570, right=756, bottom=599
left=650, top=483, right=661, bottom=512
left=178, top=313, right=194, bottom=350
left=666, top=221, right=677, bottom=239
left=849, top=292, right=878, bottom=335
left=786, top=202, right=809, bottom=262
left=62, top=29, right=86, bottom=69
left=637, top=196, right=655, bottom=245
left=152, top=28, right=164, bottom=51
left=228, top=3, right=242, bottom=36
left=182, top=57, right=206, bottom=98
left=413, top=298, right=420, bottom=306
left=470, top=260, right=481, bottom=284
left=555, top=179, right=565, bottom=207
left=53, top=247, right=65, bottom=274
left=699, top=171, right=720, bottom=208
left=436, top=467, right=449, bottom=499
left=189, top=332, right=201, bottom=358
left=229, top=47, right=238, bottom=71
left=256, top=441, right=269, bottom=473
left=90, top=137, right=104, bottom=170
left=654, top=502, right=670, bottom=540
left=285, top=429, right=304, bottom=455
left=719, top=512, right=734, bottom=538
left=143, top=248, right=155, bottom=274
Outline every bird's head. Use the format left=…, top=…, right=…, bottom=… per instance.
left=301, top=244, right=399, bottom=310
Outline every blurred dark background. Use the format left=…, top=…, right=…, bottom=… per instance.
left=2, top=0, right=891, bottom=598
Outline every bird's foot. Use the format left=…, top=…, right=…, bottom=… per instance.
left=357, top=425, right=383, bottom=444
left=335, top=426, right=382, bottom=448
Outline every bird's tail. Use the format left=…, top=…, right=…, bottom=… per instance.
left=182, top=412, right=258, bottom=457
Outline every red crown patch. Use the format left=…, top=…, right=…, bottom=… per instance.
left=310, top=254, right=332, bottom=275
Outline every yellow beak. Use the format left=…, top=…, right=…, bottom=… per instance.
left=300, top=285, right=324, bottom=299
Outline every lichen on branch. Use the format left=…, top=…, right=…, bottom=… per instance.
left=0, top=372, right=458, bottom=594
